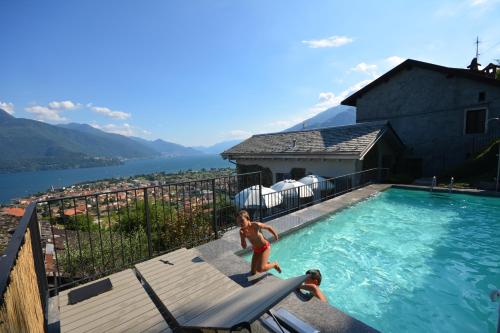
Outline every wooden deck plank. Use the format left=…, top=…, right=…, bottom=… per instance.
left=60, top=286, right=147, bottom=322
left=61, top=294, right=157, bottom=330
left=135, top=248, right=242, bottom=327
left=59, top=270, right=137, bottom=309
left=63, top=301, right=158, bottom=332
left=134, top=248, right=189, bottom=272
left=91, top=304, right=168, bottom=333
left=55, top=269, right=169, bottom=333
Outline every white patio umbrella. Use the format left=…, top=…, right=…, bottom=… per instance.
left=270, top=179, right=314, bottom=198
left=298, top=175, right=330, bottom=191
left=234, top=185, right=283, bottom=209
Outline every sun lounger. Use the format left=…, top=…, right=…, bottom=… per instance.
left=180, top=275, right=308, bottom=331
left=53, top=269, right=171, bottom=333
left=135, top=248, right=309, bottom=332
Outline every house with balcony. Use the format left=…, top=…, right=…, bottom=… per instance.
left=341, top=58, right=500, bottom=176
left=221, top=121, right=404, bottom=184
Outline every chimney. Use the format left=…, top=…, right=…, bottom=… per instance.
left=467, top=57, right=481, bottom=71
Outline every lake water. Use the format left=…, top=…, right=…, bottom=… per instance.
left=0, top=155, right=232, bottom=204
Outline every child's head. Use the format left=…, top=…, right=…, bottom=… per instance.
left=236, top=210, right=251, bottom=227
left=305, top=269, right=322, bottom=286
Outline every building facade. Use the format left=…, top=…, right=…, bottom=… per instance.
left=342, top=59, right=500, bottom=176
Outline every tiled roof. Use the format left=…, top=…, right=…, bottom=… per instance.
left=222, top=121, right=390, bottom=158
left=342, top=59, right=500, bottom=106
left=2, top=207, right=25, bottom=217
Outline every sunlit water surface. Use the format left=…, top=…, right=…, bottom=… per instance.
left=246, top=188, right=500, bottom=333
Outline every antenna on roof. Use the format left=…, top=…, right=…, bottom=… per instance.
left=475, top=36, right=481, bottom=60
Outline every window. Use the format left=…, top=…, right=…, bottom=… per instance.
left=478, top=91, right=486, bottom=102
left=464, top=108, right=486, bottom=134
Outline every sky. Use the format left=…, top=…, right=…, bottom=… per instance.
left=1, top=0, right=500, bottom=146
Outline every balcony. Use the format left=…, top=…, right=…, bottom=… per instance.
left=0, top=169, right=386, bottom=333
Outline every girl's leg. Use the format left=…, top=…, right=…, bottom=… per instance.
left=256, top=247, right=281, bottom=273
left=250, top=253, right=259, bottom=275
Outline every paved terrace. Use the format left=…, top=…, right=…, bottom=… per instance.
left=195, top=183, right=392, bottom=333
left=51, top=183, right=391, bottom=333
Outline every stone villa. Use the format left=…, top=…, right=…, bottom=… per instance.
left=222, top=58, right=500, bottom=180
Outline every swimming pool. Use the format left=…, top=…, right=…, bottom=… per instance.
left=245, top=188, right=500, bottom=333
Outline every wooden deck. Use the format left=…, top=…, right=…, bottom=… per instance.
left=135, top=248, right=242, bottom=327
left=54, top=269, right=171, bottom=333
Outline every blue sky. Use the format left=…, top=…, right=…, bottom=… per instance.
left=1, top=0, right=500, bottom=146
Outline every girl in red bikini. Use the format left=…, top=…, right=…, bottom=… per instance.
left=236, top=210, right=282, bottom=275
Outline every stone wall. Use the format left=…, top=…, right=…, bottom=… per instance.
left=355, top=66, right=500, bottom=175
left=236, top=158, right=359, bottom=183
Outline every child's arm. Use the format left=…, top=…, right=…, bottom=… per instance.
left=255, top=222, right=279, bottom=241
left=300, top=284, right=328, bottom=302
left=239, top=229, right=247, bottom=249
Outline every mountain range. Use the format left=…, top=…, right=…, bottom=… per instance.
left=285, top=105, right=356, bottom=131
left=193, top=139, right=243, bottom=154
left=0, top=109, right=205, bottom=172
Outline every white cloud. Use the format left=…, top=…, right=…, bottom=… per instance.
left=435, top=0, right=499, bottom=17
left=302, top=35, right=353, bottom=48
left=265, top=79, right=373, bottom=132
left=351, top=62, right=378, bottom=77
left=90, top=106, right=131, bottom=120
left=25, top=105, right=67, bottom=122
left=223, top=129, right=253, bottom=140
left=24, top=100, right=81, bottom=122
left=470, top=0, right=499, bottom=6
left=385, top=56, right=405, bottom=67
left=0, top=101, right=15, bottom=114
left=48, top=100, right=81, bottom=110
left=91, top=123, right=150, bottom=137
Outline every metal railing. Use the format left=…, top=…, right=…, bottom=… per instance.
left=1, top=167, right=388, bottom=314
left=0, top=202, right=48, bottom=331
left=36, top=171, right=261, bottom=293
left=468, top=127, right=500, bottom=156
left=252, top=168, right=388, bottom=221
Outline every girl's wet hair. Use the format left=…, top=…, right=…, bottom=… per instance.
left=236, top=210, right=250, bottom=221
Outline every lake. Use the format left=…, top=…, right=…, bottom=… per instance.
left=0, top=155, right=232, bottom=204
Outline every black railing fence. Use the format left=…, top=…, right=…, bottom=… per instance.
left=0, top=202, right=48, bottom=331
left=37, top=171, right=261, bottom=293
left=468, top=126, right=500, bottom=156
left=1, top=168, right=387, bottom=307
left=253, top=168, right=388, bottom=221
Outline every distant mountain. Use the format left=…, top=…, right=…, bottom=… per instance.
left=193, top=139, right=243, bottom=154
left=285, top=105, right=356, bottom=131
left=57, top=123, right=159, bottom=157
left=0, top=110, right=201, bottom=172
left=131, top=137, right=203, bottom=156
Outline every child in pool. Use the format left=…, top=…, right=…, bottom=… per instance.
left=300, top=269, right=327, bottom=302
left=236, top=210, right=282, bottom=275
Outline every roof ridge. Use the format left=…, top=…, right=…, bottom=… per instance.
left=251, top=120, right=388, bottom=138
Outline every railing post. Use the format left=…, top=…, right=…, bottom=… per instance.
left=211, top=179, right=218, bottom=239
left=143, top=188, right=153, bottom=258
left=297, top=186, right=301, bottom=210
left=28, top=204, right=48, bottom=330
left=258, top=172, right=263, bottom=221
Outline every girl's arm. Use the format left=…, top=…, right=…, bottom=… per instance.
left=239, top=229, right=247, bottom=249
left=255, top=222, right=279, bottom=241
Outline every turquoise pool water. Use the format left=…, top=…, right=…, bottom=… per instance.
left=245, top=188, right=500, bottom=333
